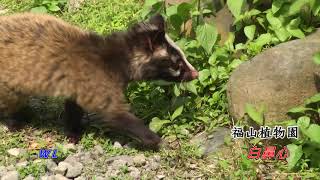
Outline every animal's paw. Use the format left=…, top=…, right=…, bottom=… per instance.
left=140, top=130, right=162, bottom=150
left=5, top=119, right=25, bottom=132
left=66, top=132, right=81, bottom=144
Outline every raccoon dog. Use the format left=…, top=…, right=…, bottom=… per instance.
left=0, top=13, right=198, bottom=147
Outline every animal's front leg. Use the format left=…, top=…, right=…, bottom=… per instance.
left=64, top=99, right=84, bottom=144
left=107, top=112, right=161, bottom=148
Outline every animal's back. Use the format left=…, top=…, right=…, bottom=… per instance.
left=0, top=13, right=99, bottom=96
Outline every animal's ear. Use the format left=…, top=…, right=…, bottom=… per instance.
left=128, top=14, right=166, bottom=51
left=148, top=14, right=165, bottom=32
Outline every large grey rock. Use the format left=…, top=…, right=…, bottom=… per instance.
left=227, top=29, right=320, bottom=122
left=190, top=127, right=230, bottom=156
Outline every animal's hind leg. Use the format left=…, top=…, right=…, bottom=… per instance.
left=63, top=99, right=84, bottom=144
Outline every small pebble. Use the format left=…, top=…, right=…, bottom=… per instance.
left=0, top=166, right=7, bottom=177
left=153, top=155, right=161, bottom=162
left=23, top=175, right=35, bottom=180
left=111, top=159, right=128, bottom=169
left=74, top=176, right=86, bottom=180
left=16, top=161, right=28, bottom=168
left=54, top=162, right=68, bottom=175
left=40, top=175, right=55, bottom=180
left=6, top=165, right=15, bottom=171
left=156, top=174, right=165, bottom=180
left=46, top=159, right=57, bottom=172
left=133, top=154, right=146, bottom=167
left=7, top=148, right=25, bottom=157
left=1, top=171, right=19, bottom=180
left=64, top=143, right=76, bottom=151
left=94, top=176, right=105, bottom=180
left=54, top=174, right=70, bottom=180
left=94, top=145, right=104, bottom=155
left=65, top=162, right=83, bottom=178
left=128, top=167, right=141, bottom=179
left=113, top=141, right=122, bottom=148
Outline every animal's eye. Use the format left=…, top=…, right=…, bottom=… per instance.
left=171, top=55, right=180, bottom=63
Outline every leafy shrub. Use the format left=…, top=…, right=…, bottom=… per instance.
left=131, top=0, right=320, bottom=143
left=30, top=0, right=67, bottom=13
left=286, top=93, right=320, bottom=170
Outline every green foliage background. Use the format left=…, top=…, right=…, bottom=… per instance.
left=0, top=0, right=320, bottom=176
left=138, top=0, right=320, bottom=172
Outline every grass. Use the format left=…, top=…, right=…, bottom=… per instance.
left=0, top=0, right=319, bottom=179
left=0, top=0, right=216, bottom=178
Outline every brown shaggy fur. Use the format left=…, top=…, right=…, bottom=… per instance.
left=0, top=13, right=198, bottom=147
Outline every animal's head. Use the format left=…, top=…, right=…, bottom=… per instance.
left=127, top=14, right=198, bottom=82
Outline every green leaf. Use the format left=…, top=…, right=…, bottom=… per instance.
left=229, top=59, right=243, bottom=69
left=266, top=11, right=282, bottom=29
left=244, top=25, right=256, bottom=40
left=306, top=124, right=320, bottom=144
left=169, top=14, right=184, bottom=33
left=227, top=0, right=246, bottom=18
left=177, top=2, right=192, bottom=19
left=171, top=106, right=184, bottom=120
left=149, top=117, right=170, bottom=133
left=198, top=69, right=210, bottom=82
left=184, top=81, right=198, bottom=95
left=196, top=116, right=210, bottom=123
left=173, top=84, right=180, bottom=96
left=247, top=9, right=261, bottom=16
left=287, top=18, right=305, bottom=39
left=196, top=23, right=218, bottom=54
left=255, top=33, right=272, bottom=47
left=166, top=4, right=178, bottom=17
left=30, top=6, right=48, bottom=13
left=275, top=27, right=290, bottom=42
left=202, top=9, right=212, bottom=14
left=287, top=144, right=303, bottom=170
left=48, top=4, right=61, bottom=12
left=311, top=0, right=320, bottom=15
left=210, top=67, right=218, bottom=81
left=297, top=116, right=310, bottom=129
left=272, top=0, right=284, bottom=14
left=288, top=0, right=308, bottom=16
left=144, top=0, right=160, bottom=7
left=245, top=103, right=264, bottom=125
left=191, top=10, right=201, bottom=16
left=288, top=106, right=315, bottom=114
left=208, top=53, right=217, bottom=65
left=305, top=93, right=320, bottom=105
left=313, top=52, right=320, bottom=65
